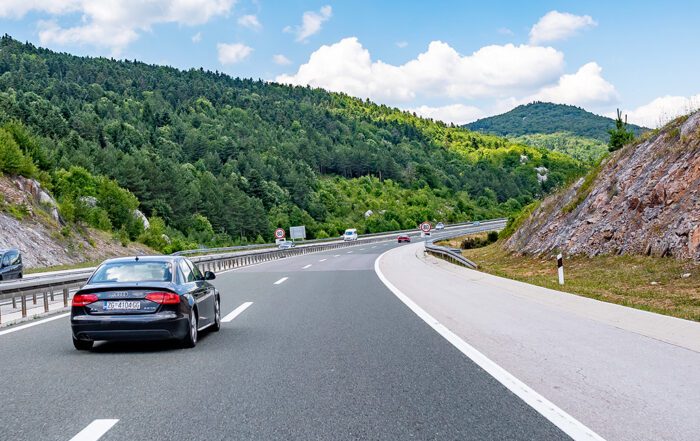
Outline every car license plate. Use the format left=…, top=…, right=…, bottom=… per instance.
left=103, top=301, right=141, bottom=310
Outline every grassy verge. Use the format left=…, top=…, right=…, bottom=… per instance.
left=24, top=260, right=104, bottom=274
left=462, top=244, right=700, bottom=321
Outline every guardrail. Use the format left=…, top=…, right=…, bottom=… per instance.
left=171, top=219, right=491, bottom=256
left=424, top=221, right=507, bottom=269
left=0, top=219, right=507, bottom=324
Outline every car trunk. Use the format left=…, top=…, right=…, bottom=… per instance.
left=76, top=285, right=178, bottom=315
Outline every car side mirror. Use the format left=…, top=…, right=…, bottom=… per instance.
left=204, top=271, right=216, bottom=280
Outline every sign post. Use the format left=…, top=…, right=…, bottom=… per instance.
left=557, top=253, right=564, bottom=285
left=290, top=225, right=306, bottom=241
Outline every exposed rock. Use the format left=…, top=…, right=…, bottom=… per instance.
left=364, top=210, right=373, bottom=218
left=681, top=273, right=691, bottom=279
left=506, top=111, right=700, bottom=261
left=133, top=209, right=150, bottom=230
left=79, top=196, right=98, bottom=207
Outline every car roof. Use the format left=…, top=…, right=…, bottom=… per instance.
left=0, top=248, right=19, bottom=254
left=98, top=255, right=180, bottom=265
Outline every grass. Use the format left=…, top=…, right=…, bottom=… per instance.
left=462, top=243, right=700, bottom=321
left=562, top=155, right=607, bottom=214
left=24, top=260, right=104, bottom=274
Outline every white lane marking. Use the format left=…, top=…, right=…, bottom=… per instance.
left=302, top=264, right=312, bottom=269
left=319, top=258, right=327, bottom=262
left=372, top=246, right=377, bottom=249
left=0, top=313, right=70, bottom=337
left=69, top=419, right=119, bottom=441
left=373, top=251, right=605, bottom=441
left=347, top=251, right=353, bottom=254
left=334, top=255, right=340, bottom=257
left=360, top=248, right=366, bottom=251
left=222, top=302, right=253, bottom=323
left=274, top=277, right=288, bottom=285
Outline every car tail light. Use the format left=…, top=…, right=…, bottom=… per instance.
left=72, top=293, right=98, bottom=307
left=145, top=292, right=180, bottom=304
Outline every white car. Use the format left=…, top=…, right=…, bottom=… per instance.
left=435, top=222, right=445, bottom=230
left=343, top=228, right=358, bottom=241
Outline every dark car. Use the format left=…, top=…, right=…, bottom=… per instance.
left=397, top=234, right=411, bottom=243
left=70, top=256, right=220, bottom=350
left=0, top=248, right=23, bottom=280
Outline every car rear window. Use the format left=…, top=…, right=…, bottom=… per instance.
left=90, top=261, right=173, bottom=283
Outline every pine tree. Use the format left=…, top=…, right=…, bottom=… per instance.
left=608, top=109, right=635, bottom=152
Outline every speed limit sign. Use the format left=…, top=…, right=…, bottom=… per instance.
left=274, top=228, right=286, bottom=239
left=419, top=222, right=432, bottom=233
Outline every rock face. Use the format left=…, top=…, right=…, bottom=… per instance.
left=0, top=176, right=152, bottom=269
left=506, top=111, right=700, bottom=260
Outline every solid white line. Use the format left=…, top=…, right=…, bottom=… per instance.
left=319, top=258, right=327, bottom=262
left=0, top=312, right=70, bottom=337
left=222, top=302, right=253, bottom=323
left=69, top=419, right=119, bottom=441
left=273, top=277, right=288, bottom=285
left=302, top=264, right=312, bottom=269
left=373, top=250, right=605, bottom=441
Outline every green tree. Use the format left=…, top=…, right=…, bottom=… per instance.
left=608, top=109, right=635, bottom=152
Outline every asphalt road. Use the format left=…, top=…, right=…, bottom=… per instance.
left=0, top=239, right=569, bottom=441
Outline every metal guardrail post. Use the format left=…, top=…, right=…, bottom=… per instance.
left=12, top=295, right=16, bottom=309
left=63, top=287, right=69, bottom=307
left=32, top=292, right=37, bottom=305
left=50, top=288, right=54, bottom=301
left=43, top=291, right=48, bottom=313
left=21, top=295, right=27, bottom=318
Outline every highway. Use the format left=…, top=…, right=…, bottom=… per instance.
left=0, top=234, right=572, bottom=441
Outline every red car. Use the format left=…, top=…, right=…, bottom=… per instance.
left=397, top=234, right=411, bottom=243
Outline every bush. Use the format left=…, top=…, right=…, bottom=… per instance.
left=0, top=128, right=36, bottom=176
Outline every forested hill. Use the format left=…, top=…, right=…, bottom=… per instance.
left=465, top=102, right=647, bottom=142
left=0, top=36, right=584, bottom=252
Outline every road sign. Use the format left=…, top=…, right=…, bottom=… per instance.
left=274, top=228, right=286, bottom=239
left=420, top=222, right=432, bottom=233
left=290, top=225, right=306, bottom=240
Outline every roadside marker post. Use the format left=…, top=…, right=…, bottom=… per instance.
left=557, top=253, right=564, bottom=285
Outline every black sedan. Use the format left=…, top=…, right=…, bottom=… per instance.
left=70, top=256, right=220, bottom=350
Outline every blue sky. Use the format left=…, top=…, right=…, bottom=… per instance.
left=1, top=0, right=699, bottom=127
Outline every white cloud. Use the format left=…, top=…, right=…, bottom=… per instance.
left=2, top=0, right=236, bottom=54
left=529, top=10, right=596, bottom=44
left=396, top=41, right=408, bottom=48
left=217, top=42, right=252, bottom=64
left=525, top=62, right=618, bottom=107
left=276, top=37, right=564, bottom=103
left=192, top=32, right=202, bottom=43
left=272, top=54, right=292, bottom=65
left=238, top=14, right=261, bottom=30
left=285, top=5, right=332, bottom=42
left=411, top=104, right=485, bottom=125
left=617, top=94, right=700, bottom=128
left=497, top=27, right=514, bottom=36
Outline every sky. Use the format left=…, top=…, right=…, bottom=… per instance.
left=1, top=0, right=699, bottom=128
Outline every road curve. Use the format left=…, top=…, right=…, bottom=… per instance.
left=0, top=239, right=568, bottom=441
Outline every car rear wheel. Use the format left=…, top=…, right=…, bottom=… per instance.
left=183, top=309, right=198, bottom=348
left=212, top=298, right=221, bottom=332
left=73, top=337, right=93, bottom=351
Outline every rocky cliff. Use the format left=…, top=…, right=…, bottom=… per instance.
left=0, top=175, right=151, bottom=269
left=506, top=111, right=700, bottom=260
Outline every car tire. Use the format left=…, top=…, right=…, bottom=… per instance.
left=212, top=298, right=221, bottom=332
left=183, top=309, right=198, bottom=348
left=73, top=337, right=93, bottom=351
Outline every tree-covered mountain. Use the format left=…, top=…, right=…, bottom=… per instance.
left=0, top=36, right=585, bottom=252
left=465, top=102, right=647, bottom=142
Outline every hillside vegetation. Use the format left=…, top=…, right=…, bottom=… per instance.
left=466, top=102, right=647, bottom=142
left=0, top=36, right=584, bottom=252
